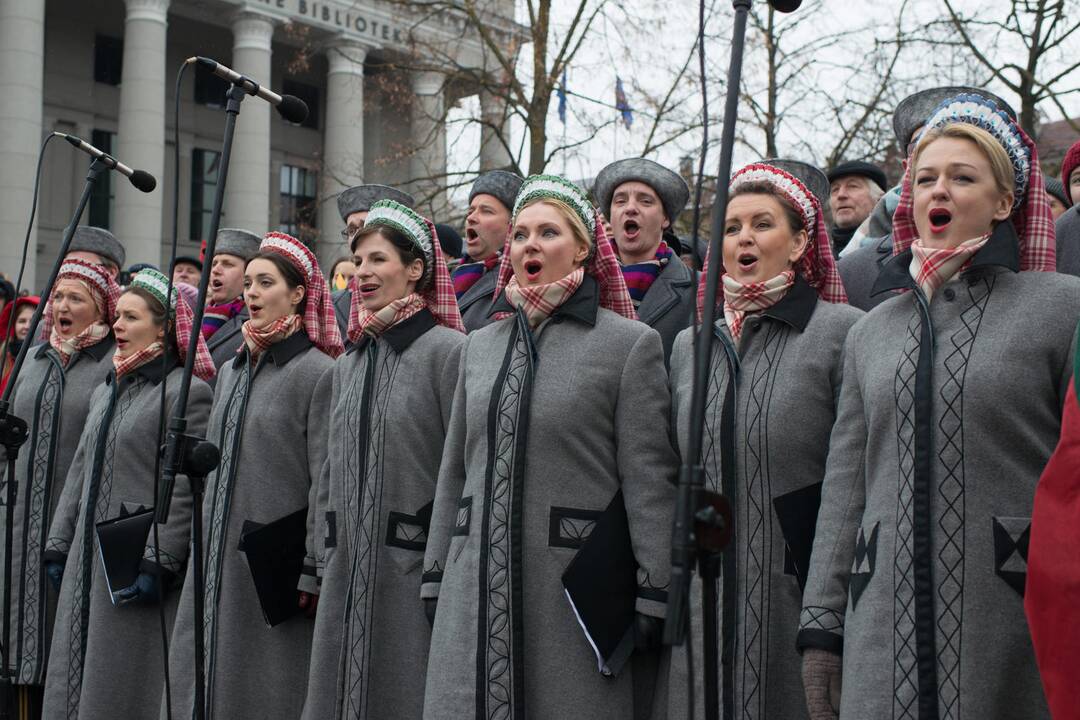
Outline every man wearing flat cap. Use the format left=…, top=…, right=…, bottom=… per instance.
left=455, top=170, right=523, bottom=331
left=837, top=86, right=1017, bottom=311
left=332, top=184, right=417, bottom=338
left=204, top=228, right=261, bottom=371
left=66, top=226, right=126, bottom=279
left=827, top=160, right=887, bottom=256
left=594, top=158, right=694, bottom=363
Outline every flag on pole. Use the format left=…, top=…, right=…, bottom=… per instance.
left=557, top=69, right=567, bottom=124
left=615, top=77, right=633, bottom=129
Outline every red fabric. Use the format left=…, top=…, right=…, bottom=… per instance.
left=260, top=232, right=345, bottom=358
left=349, top=293, right=426, bottom=342
left=1026, top=378, right=1080, bottom=720
left=169, top=278, right=216, bottom=382
left=241, top=313, right=302, bottom=361
left=503, top=267, right=585, bottom=329
left=908, top=234, right=989, bottom=299
left=40, top=260, right=120, bottom=338
left=722, top=270, right=795, bottom=342
left=696, top=163, right=848, bottom=319
left=892, top=121, right=1055, bottom=272
left=0, top=295, right=40, bottom=395
left=1063, top=139, right=1080, bottom=205
left=113, top=341, right=165, bottom=379
left=491, top=206, right=636, bottom=322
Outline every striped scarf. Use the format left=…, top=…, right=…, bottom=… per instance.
left=240, top=313, right=302, bottom=362
left=201, top=297, right=245, bottom=339
left=621, top=241, right=674, bottom=308
left=113, top=341, right=164, bottom=379
left=722, top=270, right=795, bottom=343
left=452, top=254, right=501, bottom=299
left=908, top=234, right=990, bottom=301
left=503, top=266, right=585, bottom=329
left=353, top=293, right=426, bottom=339
left=49, top=322, right=111, bottom=367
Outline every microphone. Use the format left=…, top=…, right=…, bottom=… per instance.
left=190, top=56, right=309, bottom=124
left=56, top=133, right=157, bottom=193
left=768, top=0, right=802, bottom=11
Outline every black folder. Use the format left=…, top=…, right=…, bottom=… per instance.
left=95, top=507, right=155, bottom=605
left=238, top=507, right=308, bottom=628
left=772, top=481, right=824, bottom=592
left=561, top=490, right=637, bottom=677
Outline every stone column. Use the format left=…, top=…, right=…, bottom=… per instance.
left=410, top=71, right=448, bottom=218
left=112, top=0, right=170, bottom=267
left=318, top=39, right=368, bottom=264
left=0, top=0, right=45, bottom=286
left=479, top=84, right=512, bottom=171
left=223, top=10, right=274, bottom=236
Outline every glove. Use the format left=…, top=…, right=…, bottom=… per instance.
left=45, top=561, right=64, bottom=592
left=424, top=598, right=437, bottom=628
left=298, top=591, right=319, bottom=618
left=116, top=572, right=160, bottom=606
left=802, top=648, right=843, bottom=719
left=633, top=612, right=664, bottom=652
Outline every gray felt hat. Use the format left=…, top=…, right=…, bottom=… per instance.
left=1046, top=177, right=1070, bottom=206
left=764, top=159, right=830, bottom=209
left=593, top=158, right=690, bottom=222
left=336, top=184, right=416, bottom=221
left=892, top=86, right=1017, bottom=150
left=214, top=228, right=261, bottom=261
left=469, top=170, right=524, bottom=213
left=70, top=226, right=125, bottom=269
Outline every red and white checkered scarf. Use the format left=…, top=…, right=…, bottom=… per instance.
left=908, top=234, right=990, bottom=301
left=722, top=270, right=795, bottom=343
left=241, top=313, right=302, bottom=362
left=351, top=293, right=426, bottom=340
left=50, top=322, right=111, bottom=367
left=112, top=340, right=164, bottom=379
left=503, top=267, right=585, bottom=329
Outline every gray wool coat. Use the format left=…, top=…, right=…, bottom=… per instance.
left=300, top=310, right=464, bottom=720
left=164, top=333, right=333, bottom=720
left=206, top=306, right=250, bottom=374
left=41, top=360, right=212, bottom=720
left=0, top=337, right=114, bottom=686
left=421, top=276, right=679, bottom=720
left=666, top=277, right=863, bottom=720
left=798, top=226, right=1080, bottom=719
left=456, top=265, right=500, bottom=333
left=1055, top=204, right=1080, bottom=278
left=837, top=233, right=893, bottom=312
left=634, top=255, right=696, bottom=365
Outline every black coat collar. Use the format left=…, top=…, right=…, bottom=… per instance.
left=232, top=329, right=313, bottom=369
left=488, top=273, right=601, bottom=327
left=349, top=307, right=438, bottom=355
left=109, top=351, right=179, bottom=387
left=870, top=220, right=1021, bottom=297
left=760, top=273, right=818, bottom=332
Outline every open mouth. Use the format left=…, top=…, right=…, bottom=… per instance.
left=57, top=318, right=73, bottom=332
left=929, top=208, right=952, bottom=233
left=465, top=228, right=479, bottom=242
left=249, top=305, right=262, bottom=316
left=737, top=253, right=758, bottom=270
left=623, top=220, right=640, bottom=239
left=524, top=259, right=543, bottom=281
left=358, top=282, right=380, bottom=296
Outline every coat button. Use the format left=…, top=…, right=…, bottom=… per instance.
left=943, top=288, right=956, bottom=301
left=748, top=317, right=762, bottom=332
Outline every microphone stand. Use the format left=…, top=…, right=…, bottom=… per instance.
left=156, top=81, right=249, bottom=720
left=0, top=157, right=111, bottom=720
left=663, top=1, right=753, bottom=719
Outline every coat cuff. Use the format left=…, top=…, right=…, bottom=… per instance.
left=298, top=558, right=320, bottom=595
left=420, top=562, right=443, bottom=600
left=797, top=606, right=845, bottom=654
left=139, top=545, right=183, bottom=582
left=42, top=537, right=70, bottom=566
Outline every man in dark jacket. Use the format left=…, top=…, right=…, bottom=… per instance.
left=204, top=228, right=261, bottom=372
left=594, top=158, right=693, bottom=363
left=826, top=160, right=887, bottom=256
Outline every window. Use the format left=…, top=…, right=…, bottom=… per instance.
left=194, top=62, right=230, bottom=108
left=279, top=165, right=317, bottom=244
left=94, top=36, right=123, bottom=86
left=190, top=149, right=222, bottom=241
left=281, top=80, right=320, bottom=130
left=87, top=130, right=116, bottom=229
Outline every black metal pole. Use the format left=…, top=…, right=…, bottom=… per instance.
left=0, top=157, right=108, bottom=720
left=664, top=2, right=752, bottom=719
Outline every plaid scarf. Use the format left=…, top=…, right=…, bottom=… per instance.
left=621, top=241, right=674, bottom=308
left=202, top=297, right=245, bottom=339
left=351, top=293, right=426, bottom=341
left=112, top=341, right=164, bottom=379
left=452, top=254, right=501, bottom=299
left=240, top=313, right=302, bottom=362
left=49, top=322, right=110, bottom=367
left=722, top=270, right=795, bottom=343
left=908, top=234, right=989, bottom=301
left=503, top=267, right=585, bottom=329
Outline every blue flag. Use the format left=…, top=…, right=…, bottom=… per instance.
left=557, top=70, right=567, bottom=124
left=615, top=77, right=633, bottom=129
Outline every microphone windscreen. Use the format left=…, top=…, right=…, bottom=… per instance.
left=768, top=0, right=802, bottom=11
left=277, top=94, right=310, bottom=125
left=129, top=170, right=158, bottom=193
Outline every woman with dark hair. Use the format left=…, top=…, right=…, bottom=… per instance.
left=300, top=199, right=464, bottom=720
left=798, top=95, right=1079, bottom=718
left=0, top=261, right=114, bottom=719
left=165, top=232, right=343, bottom=720
left=667, top=161, right=859, bottom=720
left=421, top=175, right=677, bottom=719
left=41, top=268, right=214, bottom=720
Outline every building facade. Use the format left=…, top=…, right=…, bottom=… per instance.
left=0, top=0, right=515, bottom=289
